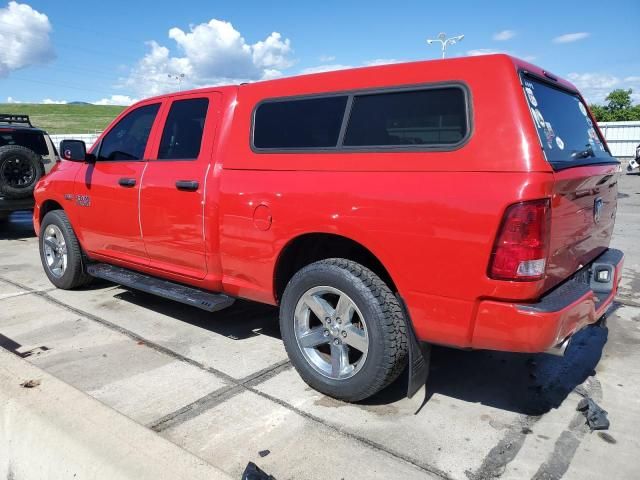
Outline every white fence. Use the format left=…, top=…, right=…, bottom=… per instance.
left=49, top=133, right=101, bottom=150
left=50, top=121, right=640, bottom=160
left=598, top=121, right=640, bottom=159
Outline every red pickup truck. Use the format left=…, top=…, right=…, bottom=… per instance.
left=34, top=54, right=623, bottom=402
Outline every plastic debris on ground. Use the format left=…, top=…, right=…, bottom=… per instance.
left=576, top=396, right=610, bottom=431
left=242, top=462, right=276, bottom=480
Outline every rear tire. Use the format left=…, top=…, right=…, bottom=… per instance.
left=39, top=210, right=92, bottom=289
left=280, top=258, right=408, bottom=402
left=0, top=145, right=45, bottom=199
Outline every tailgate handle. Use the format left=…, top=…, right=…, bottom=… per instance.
left=118, top=177, right=136, bottom=187
left=175, top=180, right=199, bottom=191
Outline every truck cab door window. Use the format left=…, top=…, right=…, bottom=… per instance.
left=98, top=104, right=160, bottom=161
left=158, top=98, right=209, bottom=160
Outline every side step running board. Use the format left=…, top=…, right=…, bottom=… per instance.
left=87, top=264, right=235, bottom=313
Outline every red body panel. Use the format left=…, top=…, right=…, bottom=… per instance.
left=33, top=54, right=621, bottom=353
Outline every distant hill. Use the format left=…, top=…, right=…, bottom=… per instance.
left=0, top=103, right=125, bottom=134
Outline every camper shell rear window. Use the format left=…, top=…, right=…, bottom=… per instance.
left=521, top=74, right=618, bottom=170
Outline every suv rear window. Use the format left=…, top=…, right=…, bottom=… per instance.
left=0, top=130, right=48, bottom=156
left=522, top=76, right=615, bottom=169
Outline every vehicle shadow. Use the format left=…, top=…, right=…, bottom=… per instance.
left=95, top=281, right=608, bottom=415
left=112, top=288, right=282, bottom=341
left=0, top=210, right=36, bottom=240
left=364, top=321, right=608, bottom=415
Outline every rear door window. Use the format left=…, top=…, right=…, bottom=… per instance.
left=522, top=76, right=616, bottom=169
left=158, top=98, right=209, bottom=160
left=253, top=96, right=348, bottom=149
left=343, top=87, right=468, bottom=147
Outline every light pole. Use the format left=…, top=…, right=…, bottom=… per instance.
left=168, top=73, right=186, bottom=91
left=426, top=33, right=464, bottom=59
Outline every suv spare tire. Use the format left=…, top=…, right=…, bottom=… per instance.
left=0, top=145, right=45, bottom=199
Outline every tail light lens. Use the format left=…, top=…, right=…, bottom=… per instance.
left=489, top=199, right=551, bottom=281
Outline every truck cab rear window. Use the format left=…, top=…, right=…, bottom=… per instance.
left=252, top=86, right=469, bottom=151
left=522, top=76, right=615, bottom=169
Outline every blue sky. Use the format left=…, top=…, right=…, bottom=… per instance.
left=1, top=0, right=638, bottom=105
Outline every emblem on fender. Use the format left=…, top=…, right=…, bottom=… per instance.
left=76, top=195, right=91, bottom=207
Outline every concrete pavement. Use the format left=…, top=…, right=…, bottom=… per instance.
left=1, top=173, right=639, bottom=479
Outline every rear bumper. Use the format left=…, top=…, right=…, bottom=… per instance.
left=471, top=248, right=624, bottom=353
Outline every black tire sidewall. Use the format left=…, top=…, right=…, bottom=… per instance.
left=0, top=145, right=45, bottom=199
left=39, top=210, right=83, bottom=289
left=280, top=262, right=392, bottom=400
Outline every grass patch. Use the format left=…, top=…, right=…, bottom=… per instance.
left=0, top=103, right=125, bottom=134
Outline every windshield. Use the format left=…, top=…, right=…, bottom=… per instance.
left=522, top=75, right=615, bottom=169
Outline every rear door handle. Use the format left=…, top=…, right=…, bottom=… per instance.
left=175, top=180, right=199, bottom=191
left=118, top=178, right=136, bottom=187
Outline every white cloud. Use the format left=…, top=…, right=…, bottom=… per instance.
left=123, top=19, right=293, bottom=97
left=363, top=58, right=402, bottom=66
left=299, top=64, right=353, bottom=74
left=6, top=96, right=21, bottom=103
left=319, top=55, right=336, bottom=62
left=93, top=95, right=138, bottom=106
left=0, top=1, right=54, bottom=77
left=493, top=30, right=515, bottom=41
left=300, top=58, right=403, bottom=75
left=553, top=32, right=590, bottom=44
left=466, top=49, right=502, bottom=56
left=567, top=72, right=640, bottom=104
left=464, top=49, right=536, bottom=62
left=42, top=98, right=67, bottom=104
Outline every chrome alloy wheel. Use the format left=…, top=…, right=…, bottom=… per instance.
left=294, top=286, right=369, bottom=380
left=43, top=224, right=67, bottom=278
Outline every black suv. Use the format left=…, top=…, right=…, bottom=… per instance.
left=0, top=114, right=58, bottom=222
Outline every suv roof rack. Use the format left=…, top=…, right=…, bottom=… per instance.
left=0, top=114, right=33, bottom=127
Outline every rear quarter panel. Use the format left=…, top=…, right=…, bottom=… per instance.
left=217, top=55, right=556, bottom=347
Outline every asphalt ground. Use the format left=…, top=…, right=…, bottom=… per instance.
left=1, top=172, right=639, bottom=480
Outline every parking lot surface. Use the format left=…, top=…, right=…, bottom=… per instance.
left=1, top=173, right=639, bottom=480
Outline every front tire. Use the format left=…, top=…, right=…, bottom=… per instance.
left=280, top=258, right=408, bottom=402
left=39, top=210, right=92, bottom=289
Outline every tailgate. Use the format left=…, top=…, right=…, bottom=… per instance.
left=545, top=164, right=619, bottom=290
left=519, top=72, right=620, bottom=291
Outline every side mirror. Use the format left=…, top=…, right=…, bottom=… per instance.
left=60, top=139, right=94, bottom=162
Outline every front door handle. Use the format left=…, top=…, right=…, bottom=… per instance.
left=175, top=180, right=199, bottom=191
left=118, top=177, right=136, bottom=187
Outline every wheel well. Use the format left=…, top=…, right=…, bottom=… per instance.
left=274, top=233, right=397, bottom=303
left=39, top=200, right=63, bottom=224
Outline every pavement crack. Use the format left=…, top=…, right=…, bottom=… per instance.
left=465, top=415, right=542, bottom=480
left=0, top=274, right=451, bottom=479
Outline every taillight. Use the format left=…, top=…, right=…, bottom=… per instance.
left=489, top=199, right=551, bottom=281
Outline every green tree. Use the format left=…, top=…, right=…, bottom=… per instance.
left=606, top=89, right=633, bottom=111
left=589, top=88, right=640, bottom=122
left=588, top=104, right=613, bottom=122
